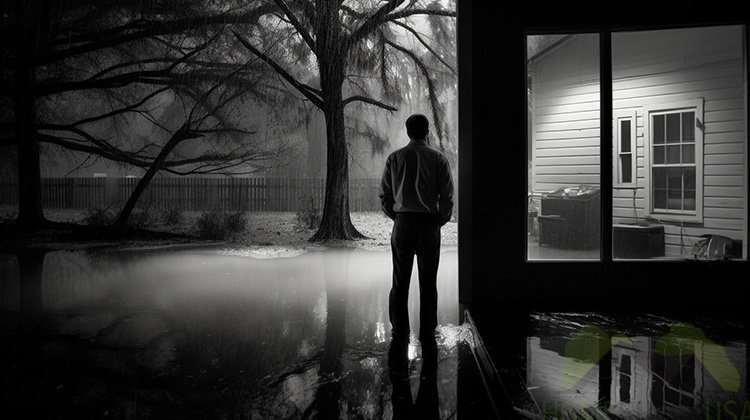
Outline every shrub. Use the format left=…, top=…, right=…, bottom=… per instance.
left=294, top=195, right=321, bottom=231
left=128, top=208, right=152, bottom=228
left=161, top=208, right=184, bottom=226
left=222, top=211, right=247, bottom=233
left=195, top=210, right=247, bottom=240
left=83, top=207, right=117, bottom=226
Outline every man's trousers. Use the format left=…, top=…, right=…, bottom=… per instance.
left=389, top=212, right=441, bottom=342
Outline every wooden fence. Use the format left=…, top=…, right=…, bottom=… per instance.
left=0, top=177, right=382, bottom=212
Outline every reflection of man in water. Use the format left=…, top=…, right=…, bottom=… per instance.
left=388, top=342, right=439, bottom=419
left=379, top=114, right=454, bottom=346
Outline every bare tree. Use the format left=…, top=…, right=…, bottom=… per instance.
left=232, top=0, right=457, bottom=241
left=111, top=64, right=295, bottom=230
left=0, top=0, right=279, bottom=233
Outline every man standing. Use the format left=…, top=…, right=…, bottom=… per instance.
left=379, top=114, right=454, bottom=347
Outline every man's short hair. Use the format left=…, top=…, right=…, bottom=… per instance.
left=405, top=114, right=429, bottom=139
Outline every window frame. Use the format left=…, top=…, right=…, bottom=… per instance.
left=613, top=349, right=636, bottom=406
left=458, top=3, right=750, bottom=308
left=643, top=99, right=705, bottom=223
left=651, top=340, right=700, bottom=412
left=614, top=110, right=637, bottom=189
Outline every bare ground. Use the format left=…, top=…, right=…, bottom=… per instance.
left=0, top=206, right=458, bottom=258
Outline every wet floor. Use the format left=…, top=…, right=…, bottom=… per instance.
left=471, top=308, right=749, bottom=420
left=0, top=247, right=463, bottom=419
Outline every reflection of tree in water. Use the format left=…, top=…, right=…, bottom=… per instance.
left=304, top=249, right=350, bottom=419
left=246, top=248, right=393, bottom=419
left=243, top=249, right=461, bottom=419
left=6, top=250, right=205, bottom=418
left=5, top=249, right=328, bottom=419
left=16, top=250, right=45, bottom=335
left=3, top=248, right=456, bottom=418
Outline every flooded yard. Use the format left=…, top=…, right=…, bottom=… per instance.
left=0, top=247, right=460, bottom=419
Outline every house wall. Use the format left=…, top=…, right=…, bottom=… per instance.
left=526, top=336, right=602, bottom=412
left=530, top=26, right=747, bottom=257
left=529, top=34, right=601, bottom=192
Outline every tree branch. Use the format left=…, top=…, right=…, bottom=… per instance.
left=37, top=134, right=153, bottom=167
left=341, top=95, right=397, bottom=112
left=37, top=131, right=283, bottom=175
left=48, top=87, right=170, bottom=128
left=384, top=8, right=456, bottom=22
left=347, top=4, right=456, bottom=49
left=391, top=20, right=456, bottom=74
left=272, top=0, right=316, bottom=51
left=385, top=39, right=445, bottom=149
left=232, top=30, right=324, bottom=108
left=36, top=5, right=277, bottom=67
left=348, top=0, right=406, bottom=47
left=39, top=33, right=222, bottom=97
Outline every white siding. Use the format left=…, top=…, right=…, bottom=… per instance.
left=530, top=26, right=747, bottom=257
left=530, top=34, right=601, bottom=192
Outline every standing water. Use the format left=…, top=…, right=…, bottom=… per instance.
left=0, top=247, right=461, bottom=419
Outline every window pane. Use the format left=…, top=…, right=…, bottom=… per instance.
left=653, top=114, right=665, bottom=144
left=663, top=168, right=689, bottom=211
left=621, top=120, right=631, bottom=152
left=668, top=190, right=682, bottom=210
left=684, top=168, right=696, bottom=190
left=619, top=354, right=632, bottom=403
left=665, top=387, right=680, bottom=405
left=682, top=111, right=695, bottom=141
left=666, top=145, right=680, bottom=164
left=621, top=154, right=632, bottom=183
left=667, top=168, right=682, bottom=190
left=682, top=144, right=695, bottom=163
left=527, top=33, right=600, bottom=260
left=654, top=167, right=667, bottom=189
left=684, top=191, right=696, bottom=211
left=654, top=188, right=667, bottom=209
left=666, top=113, right=681, bottom=143
left=681, top=354, right=696, bottom=396
left=684, top=168, right=696, bottom=211
left=653, top=145, right=665, bottom=164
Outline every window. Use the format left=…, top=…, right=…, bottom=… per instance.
left=526, top=33, right=601, bottom=261
left=614, top=111, right=636, bottom=188
left=644, top=100, right=703, bottom=222
left=525, top=26, right=746, bottom=263
left=651, top=340, right=697, bottom=411
left=618, top=354, right=633, bottom=404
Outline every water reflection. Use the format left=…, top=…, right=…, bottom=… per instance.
left=521, top=313, right=748, bottom=419
left=0, top=247, right=459, bottom=419
left=389, top=341, right=440, bottom=419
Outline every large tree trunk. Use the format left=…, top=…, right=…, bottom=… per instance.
left=309, top=0, right=364, bottom=242
left=305, top=107, right=326, bottom=178
left=15, top=112, right=44, bottom=233
left=13, top=0, right=46, bottom=233
left=310, top=99, right=365, bottom=241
